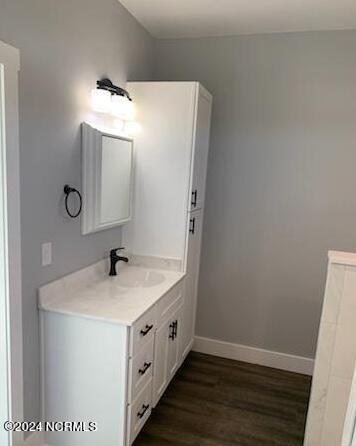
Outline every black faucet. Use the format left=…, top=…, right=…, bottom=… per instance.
left=109, top=247, right=129, bottom=276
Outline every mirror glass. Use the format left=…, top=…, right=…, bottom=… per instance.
left=82, top=123, right=133, bottom=235
left=100, top=136, right=132, bottom=226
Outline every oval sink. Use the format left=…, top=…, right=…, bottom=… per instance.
left=117, top=268, right=165, bottom=288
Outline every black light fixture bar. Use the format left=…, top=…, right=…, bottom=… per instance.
left=96, top=78, right=132, bottom=101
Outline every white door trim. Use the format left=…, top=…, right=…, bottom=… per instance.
left=0, top=40, right=23, bottom=446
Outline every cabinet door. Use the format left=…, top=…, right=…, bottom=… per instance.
left=167, top=307, right=182, bottom=383
left=153, top=319, right=170, bottom=407
left=124, top=82, right=196, bottom=260
left=153, top=307, right=182, bottom=407
left=180, top=210, right=204, bottom=360
left=189, top=87, right=212, bottom=211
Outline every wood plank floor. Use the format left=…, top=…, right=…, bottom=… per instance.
left=134, top=352, right=311, bottom=446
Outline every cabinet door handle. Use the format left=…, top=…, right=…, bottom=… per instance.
left=169, top=322, right=175, bottom=340
left=140, top=324, right=153, bottom=336
left=169, top=320, right=178, bottom=340
left=191, top=189, right=197, bottom=208
left=137, top=404, right=150, bottom=419
left=138, top=361, right=152, bottom=376
left=189, top=217, right=196, bottom=235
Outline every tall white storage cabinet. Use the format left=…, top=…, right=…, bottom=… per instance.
left=123, top=81, right=212, bottom=366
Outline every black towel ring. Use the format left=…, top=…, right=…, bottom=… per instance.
left=63, top=184, right=82, bottom=218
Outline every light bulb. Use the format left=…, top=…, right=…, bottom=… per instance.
left=126, top=101, right=136, bottom=120
left=91, top=89, right=111, bottom=113
left=111, top=95, right=135, bottom=120
left=111, top=95, right=129, bottom=118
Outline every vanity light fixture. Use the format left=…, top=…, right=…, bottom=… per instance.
left=92, top=78, right=135, bottom=120
left=91, top=88, right=111, bottom=113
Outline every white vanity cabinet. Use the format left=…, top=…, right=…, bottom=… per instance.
left=40, top=81, right=212, bottom=446
left=124, top=81, right=212, bottom=365
left=39, top=262, right=185, bottom=446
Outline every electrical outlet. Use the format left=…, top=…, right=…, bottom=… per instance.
left=42, top=242, right=52, bottom=267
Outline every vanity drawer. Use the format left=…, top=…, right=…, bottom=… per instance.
left=130, top=306, right=157, bottom=357
left=157, top=281, right=184, bottom=325
left=127, top=379, right=152, bottom=445
left=128, top=339, right=154, bottom=403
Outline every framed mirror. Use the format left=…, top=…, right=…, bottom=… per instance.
left=82, top=122, right=134, bottom=235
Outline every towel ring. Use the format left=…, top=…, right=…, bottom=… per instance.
left=63, top=185, right=82, bottom=219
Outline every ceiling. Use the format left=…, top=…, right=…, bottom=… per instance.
left=119, top=0, right=356, bottom=39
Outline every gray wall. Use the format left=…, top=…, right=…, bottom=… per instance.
left=154, top=31, right=356, bottom=359
left=2, top=1, right=356, bottom=424
left=0, top=0, right=154, bottom=424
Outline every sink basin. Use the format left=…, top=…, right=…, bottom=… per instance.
left=116, top=268, right=165, bottom=288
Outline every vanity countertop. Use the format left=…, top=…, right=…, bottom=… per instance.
left=39, top=258, right=185, bottom=326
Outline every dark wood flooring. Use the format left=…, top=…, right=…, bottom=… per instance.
left=134, top=352, right=311, bottom=446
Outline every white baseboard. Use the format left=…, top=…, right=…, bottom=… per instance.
left=193, top=336, right=314, bottom=376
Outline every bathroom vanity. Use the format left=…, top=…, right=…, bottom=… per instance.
left=39, top=258, right=185, bottom=446
left=39, top=81, right=212, bottom=446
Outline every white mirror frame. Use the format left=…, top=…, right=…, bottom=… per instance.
left=81, top=122, right=134, bottom=235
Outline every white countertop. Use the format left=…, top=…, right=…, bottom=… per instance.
left=39, top=257, right=185, bottom=326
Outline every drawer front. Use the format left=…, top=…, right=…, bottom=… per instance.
left=157, top=281, right=184, bottom=326
left=130, top=306, right=157, bottom=357
left=127, top=379, right=152, bottom=445
left=128, top=339, right=154, bottom=403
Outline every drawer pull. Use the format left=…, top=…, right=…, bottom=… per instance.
left=137, top=404, right=150, bottom=419
left=138, top=362, right=152, bottom=376
left=140, top=324, right=153, bottom=336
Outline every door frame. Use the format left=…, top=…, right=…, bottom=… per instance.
left=0, top=40, right=23, bottom=446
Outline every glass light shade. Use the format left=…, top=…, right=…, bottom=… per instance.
left=126, top=101, right=136, bottom=121
left=111, top=95, right=135, bottom=120
left=91, top=89, right=111, bottom=113
left=125, top=121, right=141, bottom=136
left=114, top=119, right=124, bottom=131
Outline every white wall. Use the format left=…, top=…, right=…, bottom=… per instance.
left=0, top=0, right=154, bottom=426
left=154, top=30, right=356, bottom=360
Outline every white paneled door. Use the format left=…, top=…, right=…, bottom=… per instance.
left=189, top=87, right=212, bottom=212
left=180, top=209, right=204, bottom=360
